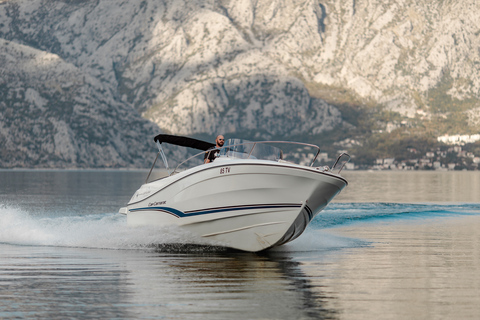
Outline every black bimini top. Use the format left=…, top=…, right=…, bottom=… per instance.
left=153, top=134, right=215, bottom=151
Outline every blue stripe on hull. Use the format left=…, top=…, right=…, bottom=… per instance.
left=129, top=203, right=302, bottom=218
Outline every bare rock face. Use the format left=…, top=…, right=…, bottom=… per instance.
left=0, top=0, right=479, bottom=167
left=309, top=0, right=480, bottom=118
left=0, top=39, right=158, bottom=168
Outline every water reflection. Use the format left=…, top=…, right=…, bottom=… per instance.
left=322, top=216, right=480, bottom=319
left=0, top=243, right=340, bottom=320
left=123, top=247, right=338, bottom=319
left=0, top=245, right=135, bottom=319
left=2, top=170, right=479, bottom=319
left=3, top=218, right=480, bottom=320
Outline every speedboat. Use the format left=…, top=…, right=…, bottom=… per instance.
left=119, top=134, right=350, bottom=252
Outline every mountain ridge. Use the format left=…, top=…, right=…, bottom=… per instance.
left=1, top=0, right=479, bottom=168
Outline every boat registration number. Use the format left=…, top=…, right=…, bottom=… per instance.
left=220, top=167, right=231, bottom=174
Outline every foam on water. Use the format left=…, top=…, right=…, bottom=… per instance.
left=2, top=202, right=479, bottom=252
left=0, top=204, right=368, bottom=253
left=0, top=205, right=216, bottom=250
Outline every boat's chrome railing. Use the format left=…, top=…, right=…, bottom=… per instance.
left=146, top=149, right=206, bottom=183
left=172, top=150, right=207, bottom=174
left=146, top=140, right=349, bottom=183
left=177, top=140, right=324, bottom=173
left=145, top=141, right=172, bottom=183
left=217, top=140, right=322, bottom=166
left=331, top=153, right=351, bottom=174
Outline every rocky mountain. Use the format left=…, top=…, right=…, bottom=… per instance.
left=0, top=38, right=159, bottom=168
left=1, top=0, right=479, bottom=168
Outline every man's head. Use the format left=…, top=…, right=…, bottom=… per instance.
left=216, top=135, right=225, bottom=147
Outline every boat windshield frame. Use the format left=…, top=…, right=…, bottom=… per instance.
left=217, top=139, right=321, bottom=165
left=144, top=140, right=322, bottom=182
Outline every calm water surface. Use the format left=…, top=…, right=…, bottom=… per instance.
left=1, top=170, right=479, bottom=319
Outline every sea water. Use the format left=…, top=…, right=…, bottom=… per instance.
left=0, top=170, right=479, bottom=319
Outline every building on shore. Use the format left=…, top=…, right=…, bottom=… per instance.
left=437, top=134, right=480, bottom=145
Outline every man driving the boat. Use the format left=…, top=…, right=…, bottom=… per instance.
left=204, top=135, right=225, bottom=163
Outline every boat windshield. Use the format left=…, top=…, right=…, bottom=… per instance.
left=145, top=138, right=341, bottom=183
left=218, top=139, right=282, bottom=161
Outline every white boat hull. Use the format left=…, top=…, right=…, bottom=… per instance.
left=123, top=158, right=347, bottom=252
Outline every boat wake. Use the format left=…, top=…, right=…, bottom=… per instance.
left=0, top=205, right=219, bottom=250
left=313, top=202, right=480, bottom=229
left=1, top=202, right=478, bottom=252
left=0, top=204, right=367, bottom=253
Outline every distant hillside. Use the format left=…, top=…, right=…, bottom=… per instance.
left=0, top=38, right=159, bottom=168
left=1, top=0, right=479, bottom=167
